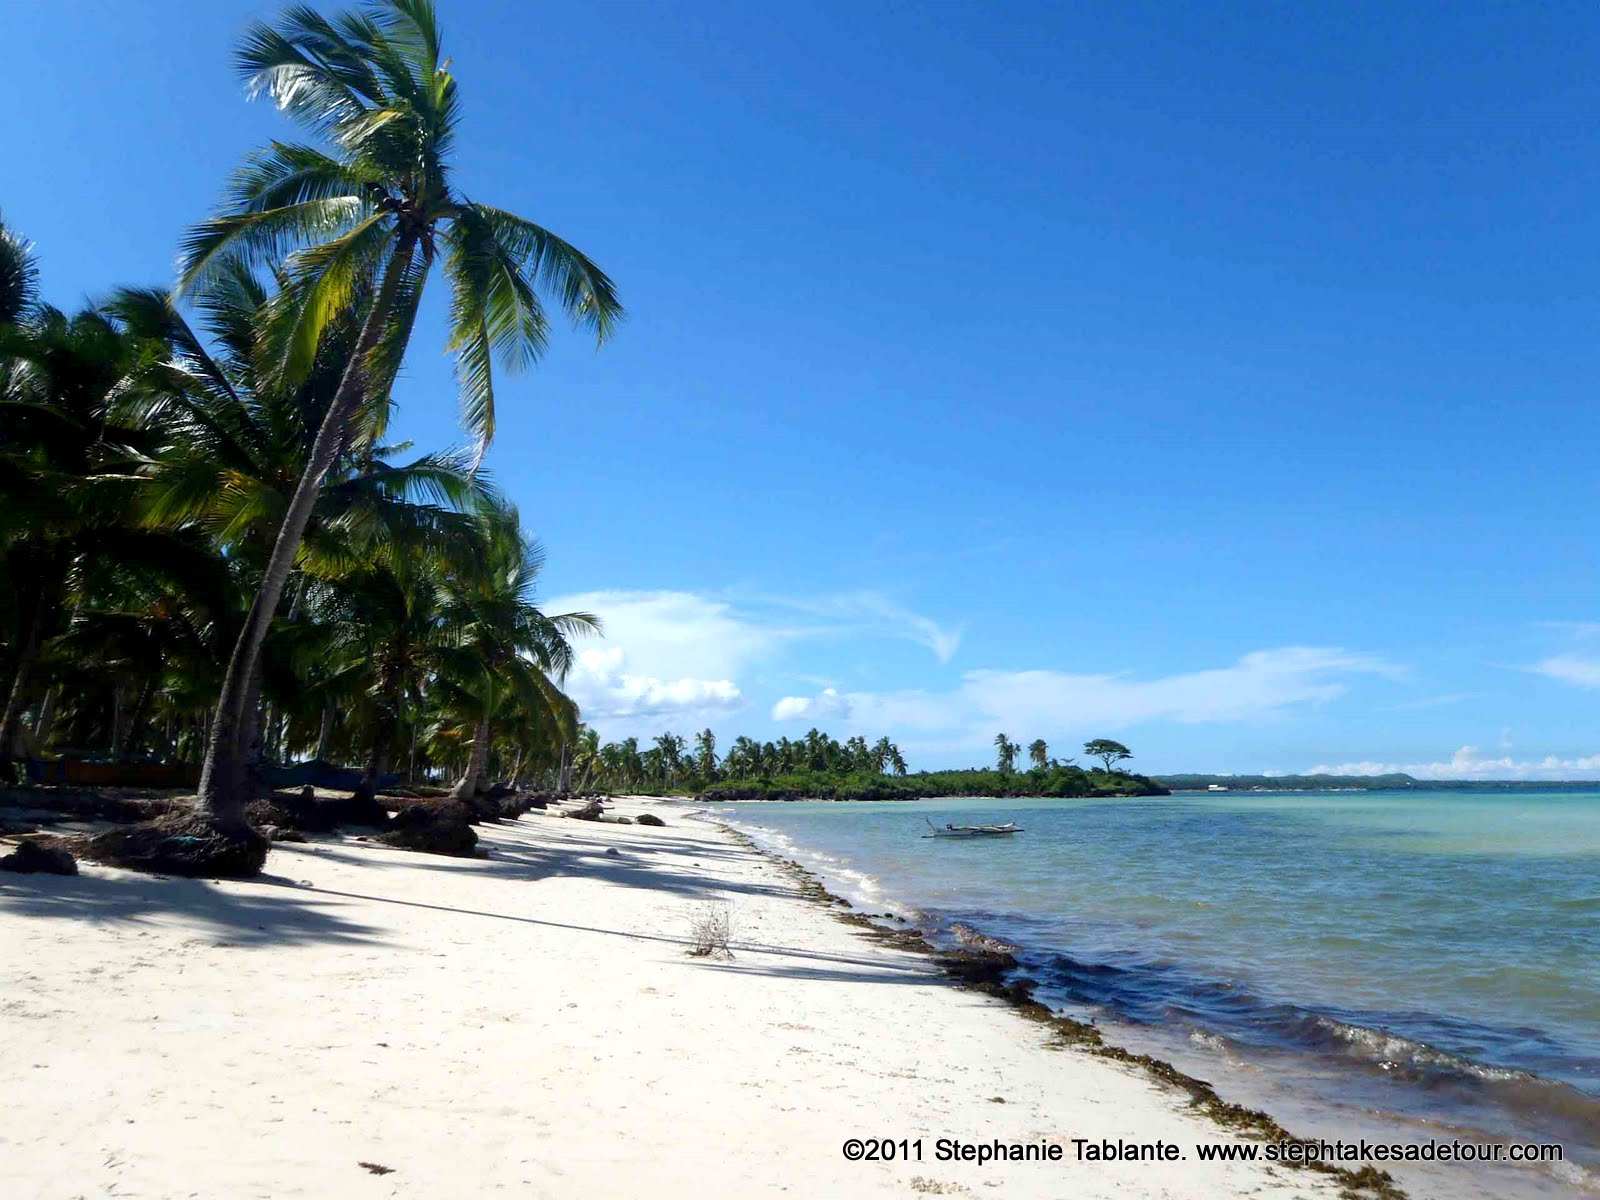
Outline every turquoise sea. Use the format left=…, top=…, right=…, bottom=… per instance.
left=720, top=790, right=1600, bottom=1197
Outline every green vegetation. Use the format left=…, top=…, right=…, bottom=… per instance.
left=566, top=726, right=1165, bottom=800
left=570, top=724, right=1160, bottom=799
left=0, top=0, right=620, bottom=874
left=702, top=764, right=1167, bottom=802
left=1082, top=738, right=1133, bottom=772
left=571, top=728, right=909, bottom=794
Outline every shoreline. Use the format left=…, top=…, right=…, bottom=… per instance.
left=716, top=819, right=1403, bottom=1200
left=1, top=794, right=1389, bottom=1199
left=715, top=801, right=1600, bottom=1200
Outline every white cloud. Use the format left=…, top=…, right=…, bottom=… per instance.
left=562, top=645, right=744, bottom=728
left=544, top=591, right=772, bottom=736
left=1309, top=745, right=1600, bottom=780
left=548, top=590, right=783, bottom=683
left=772, top=688, right=852, bottom=723
left=544, top=587, right=960, bottom=736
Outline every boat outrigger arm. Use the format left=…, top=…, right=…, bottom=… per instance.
left=922, top=818, right=1024, bottom=838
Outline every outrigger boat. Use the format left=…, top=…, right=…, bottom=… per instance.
left=923, top=818, right=1023, bottom=839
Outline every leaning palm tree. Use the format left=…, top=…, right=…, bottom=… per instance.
left=114, top=278, right=497, bottom=781
left=177, top=0, right=622, bottom=829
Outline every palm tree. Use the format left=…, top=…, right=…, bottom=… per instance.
left=437, top=511, right=595, bottom=801
left=0, top=304, right=155, bottom=777
left=570, top=726, right=600, bottom=791
left=113, top=279, right=495, bottom=782
left=652, top=732, right=687, bottom=787
left=693, top=728, right=717, bottom=778
left=324, top=547, right=448, bottom=804
left=1028, top=738, right=1048, bottom=771
left=993, top=732, right=1018, bottom=774
left=177, top=0, right=623, bottom=828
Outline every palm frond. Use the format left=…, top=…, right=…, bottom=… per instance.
left=228, top=141, right=381, bottom=212
left=236, top=10, right=383, bottom=129
left=0, top=210, right=39, bottom=326
left=177, top=197, right=369, bottom=295
left=442, top=204, right=552, bottom=457
left=260, top=213, right=394, bottom=384
left=473, top=203, right=624, bottom=343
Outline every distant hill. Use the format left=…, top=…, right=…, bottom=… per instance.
left=1155, top=773, right=1600, bottom=792
left=1157, top=773, right=1420, bottom=791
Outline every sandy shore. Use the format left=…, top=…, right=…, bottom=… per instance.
left=0, top=796, right=1353, bottom=1199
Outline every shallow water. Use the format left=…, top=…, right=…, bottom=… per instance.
left=720, top=790, right=1600, bottom=1196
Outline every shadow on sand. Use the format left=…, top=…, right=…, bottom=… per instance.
left=0, top=816, right=947, bottom=987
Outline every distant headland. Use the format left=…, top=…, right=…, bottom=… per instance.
left=1155, top=773, right=1600, bottom=792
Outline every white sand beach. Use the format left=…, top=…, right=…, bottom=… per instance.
left=0, top=798, right=1351, bottom=1199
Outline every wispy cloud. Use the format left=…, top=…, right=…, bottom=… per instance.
left=1381, top=692, right=1478, bottom=712
left=771, top=646, right=1399, bottom=749
left=751, top=590, right=963, bottom=663
left=1528, top=655, right=1600, bottom=690
left=1519, top=622, right=1600, bottom=690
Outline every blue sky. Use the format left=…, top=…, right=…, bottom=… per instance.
left=7, top=1, right=1600, bottom=775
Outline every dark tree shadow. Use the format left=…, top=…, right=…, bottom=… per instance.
left=0, top=870, right=380, bottom=947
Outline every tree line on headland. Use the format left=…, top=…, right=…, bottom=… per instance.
left=0, top=0, right=622, bottom=876
left=572, top=728, right=1166, bottom=801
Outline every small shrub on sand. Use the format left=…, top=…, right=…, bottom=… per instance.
left=687, top=901, right=734, bottom=958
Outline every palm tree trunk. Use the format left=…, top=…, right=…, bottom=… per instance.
left=0, top=576, right=57, bottom=777
left=240, top=660, right=265, bottom=772
left=314, top=699, right=336, bottom=763
left=118, top=672, right=158, bottom=764
left=355, top=704, right=398, bottom=804
left=109, top=684, right=127, bottom=759
left=0, top=604, right=43, bottom=774
left=32, top=684, right=59, bottom=744
left=450, top=713, right=492, bottom=800
left=196, top=233, right=418, bottom=828
left=556, top=739, right=573, bottom=793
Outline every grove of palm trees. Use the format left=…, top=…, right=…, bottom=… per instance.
left=0, top=0, right=620, bottom=877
